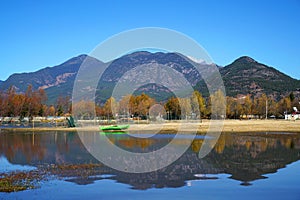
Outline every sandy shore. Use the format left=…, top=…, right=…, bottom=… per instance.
left=1, top=120, right=299, bottom=133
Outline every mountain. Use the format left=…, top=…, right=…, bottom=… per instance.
left=1, top=51, right=203, bottom=103
left=0, top=55, right=85, bottom=92
left=219, top=56, right=300, bottom=98
left=0, top=52, right=299, bottom=104
left=0, top=54, right=103, bottom=104
left=100, top=51, right=201, bottom=85
left=94, top=51, right=208, bottom=102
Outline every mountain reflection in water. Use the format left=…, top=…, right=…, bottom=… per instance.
left=0, top=131, right=299, bottom=189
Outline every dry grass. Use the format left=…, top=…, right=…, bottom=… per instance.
left=1, top=120, right=299, bottom=133
left=126, top=120, right=300, bottom=133
left=214, top=119, right=300, bottom=133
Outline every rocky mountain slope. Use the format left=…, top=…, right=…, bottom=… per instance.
left=220, top=56, right=300, bottom=98
left=1, top=52, right=299, bottom=104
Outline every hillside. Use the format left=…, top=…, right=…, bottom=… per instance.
left=220, top=56, right=300, bottom=98
left=0, top=55, right=86, bottom=92
left=0, top=52, right=299, bottom=104
left=95, top=51, right=204, bottom=102
left=0, top=55, right=103, bottom=104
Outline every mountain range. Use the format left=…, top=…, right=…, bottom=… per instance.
left=0, top=52, right=299, bottom=104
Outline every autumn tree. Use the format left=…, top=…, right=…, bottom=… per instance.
left=95, top=105, right=104, bottom=117
left=179, top=97, right=191, bottom=120
left=242, top=95, right=253, bottom=118
left=31, top=88, right=48, bottom=117
left=0, top=91, right=4, bottom=116
left=268, top=97, right=277, bottom=117
left=102, top=97, right=118, bottom=119
left=6, top=86, right=17, bottom=116
left=56, top=96, right=70, bottom=116
left=226, top=96, right=242, bottom=119
left=118, top=95, right=132, bottom=116
left=21, top=84, right=43, bottom=117
left=12, top=94, right=25, bottom=117
left=256, top=93, right=268, bottom=118
left=72, top=100, right=97, bottom=119
left=47, top=105, right=56, bottom=116
left=291, top=94, right=300, bottom=112
left=164, top=97, right=181, bottom=120
left=136, top=93, right=156, bottom=118
left=190, top=91, right=206, bottom=119
left=0, top=85, right=48, bottom=118
left=23, top=84, right=34, bottom=117
left=129, top=93, right=156, bottom=119
left=277, top=96, right=292, bottom=115
left=148, top=103, right=166, bottom=120
left=210, top=89, right=226, bottom=119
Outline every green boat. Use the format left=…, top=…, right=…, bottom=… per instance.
left=99, top=131, right=127, bottom=135
left=99, top=124, right=130, bottom=131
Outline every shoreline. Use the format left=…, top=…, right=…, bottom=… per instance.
left=0, top=119, right=299, bottom=133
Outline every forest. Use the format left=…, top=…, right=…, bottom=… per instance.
left=0, top=85, right=299, bottom=120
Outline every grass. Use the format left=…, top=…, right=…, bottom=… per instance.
left=0, top=164, right=104, bottom=193
left=1, top=119, right=300, bottom=133
left=0, top=171, right=43, bottom=192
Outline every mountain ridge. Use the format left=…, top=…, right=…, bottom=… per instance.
left=0, top=52, right=299, bottom=104
left=0, top=54, right=88, bottom=92
left=219, top=56, right=300, bottom=98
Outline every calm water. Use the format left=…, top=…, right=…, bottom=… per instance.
left=0, top=130, right=300, bottom=199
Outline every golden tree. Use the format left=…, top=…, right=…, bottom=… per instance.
left=179, top=97, right=191, bottom=120
left=190, top=91, right=206, bottom=119
left=210, top=89, right=226, bottom=119
left=164, top=96, right=181, bottom=120
left=103, top=97, right=118, bottom=119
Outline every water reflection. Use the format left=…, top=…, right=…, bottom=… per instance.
left=0, top=156, right=36, bottom=172
left=0, top=131, right=299, bottom=189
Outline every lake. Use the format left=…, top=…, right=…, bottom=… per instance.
left=0, top=130, right=300, bottom=199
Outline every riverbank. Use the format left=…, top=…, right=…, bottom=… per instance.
left=0, top=119, right=299, bottom=133
left=129, top=119, right=300, bottom=133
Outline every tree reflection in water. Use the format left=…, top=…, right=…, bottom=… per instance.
left=0, top=131, right=299, bottom=189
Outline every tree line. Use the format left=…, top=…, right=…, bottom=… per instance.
left=0, top=85, right=70, bottom=119
left=0, top=85, right=299, bottom=120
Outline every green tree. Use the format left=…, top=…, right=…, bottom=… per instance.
left=289, top=92, right=295, bottom=102
left=57, top=105, right=64, bottom=116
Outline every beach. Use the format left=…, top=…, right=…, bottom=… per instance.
left=1, top=119, right=299, bottom=133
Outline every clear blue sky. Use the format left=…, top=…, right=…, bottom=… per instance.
left=1, top=0, right=300, bottom=81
